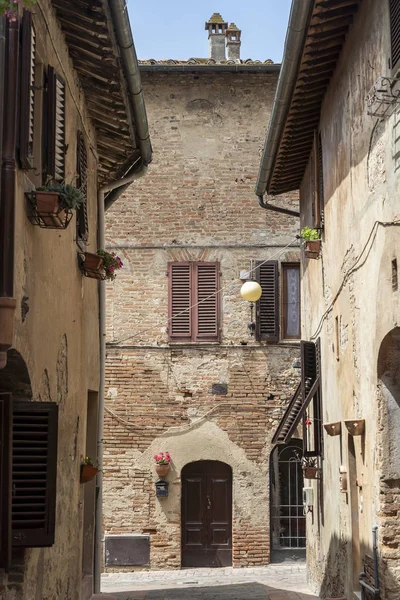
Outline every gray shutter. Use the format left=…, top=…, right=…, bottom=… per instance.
left=390, top=0, right=400, bottom=70
left=256, top=261, right=279, bottom=342
left=19, top=10, right=36, bottom=169
left=194, top=262, right=219, bottom=342
left=76, top=131, right=89, bottom=242
left=12, top=401, right=58, bottom=548
left=0, top=393, right=12, bottom=568
left=46, top=67, right=65, bottom=182
left=169, top=263, right=192, bottom=340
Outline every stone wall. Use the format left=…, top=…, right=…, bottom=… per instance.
left=104, top=67, right=301, bottom=569
left=298, top=0, right=400, bottom=597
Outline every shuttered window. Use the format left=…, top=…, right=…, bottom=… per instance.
left=302, top=338, right=323, bottom=457
left=19, top=10, right=36, bottom=169
left=282, top=264, right=300, bottom=339
left=0, top=393, right=12, bottom=568
left=12, top=401, right=58, bottom=548
left=313, top=131, right=324, bottom=229
left=168, top=262, right=220, bottom=342
left=255, top=261, right=279, bottom=342
left=390, top=0, right=400, bottom=71
left=45, top=67, right=65, bottom=182
left=76, top=131, right=89, bottom=243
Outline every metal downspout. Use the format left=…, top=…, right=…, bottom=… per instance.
left=258, top=194, right=299, bottom=218
left=108, top=0, right=152, bottom=167
left=94, top=165, right=147, bottom=594
left=255, top=0, right=314, bottom=197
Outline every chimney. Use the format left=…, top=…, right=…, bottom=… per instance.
left=226, top=23, right=241, bottom=62
left=205, top=13, right=228, bottom=61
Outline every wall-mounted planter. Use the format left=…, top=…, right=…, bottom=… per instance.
left=26, top=191, right=73, bottom=229
left=304, top=239, right=321, bottom=259
left=302, top=466, right=319, bottom=479
left=80, top=464, right=99, bottom=483
left=79, top=252, right=106, bottom=280
left=155, top=463, right=170, bottom=478
left=323, top=421, right=341, bottom=436
left=344, top=419, right=365, bottom=436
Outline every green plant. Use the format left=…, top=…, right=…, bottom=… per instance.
left=36, top=182, right=84, bottom=210
left=81, top=456, right=97, bottom=467
left=96, top=250, right=123, bottom=281
left=300, top=226, right=320, bottom=241
left=0, top=0, right=36, bottom=19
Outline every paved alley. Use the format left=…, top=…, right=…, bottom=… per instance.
left=101, top=565, right=318, bottom=599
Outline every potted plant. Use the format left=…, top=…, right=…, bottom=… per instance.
left=96, top=250, right=123, bottom=281
left=301, top=456, right=319, bottom=479
left=154, top=452, right=171, bottom=477
left=80, top=456, right=99, bottom=483
left=80, top=250, right=123, bottom=280
left=301, top=226, right=321, bottom=257
left=28, top=182, right=84, bottom=229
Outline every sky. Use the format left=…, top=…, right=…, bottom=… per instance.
left=126, top=0, right=292, bottom=63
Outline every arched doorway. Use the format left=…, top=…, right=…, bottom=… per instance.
left=270, top=439, right=305, bottom=558
left=181, top=460, right=232, bottom=567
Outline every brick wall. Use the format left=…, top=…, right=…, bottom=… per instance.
left=104, top=67, right=301, bottom=570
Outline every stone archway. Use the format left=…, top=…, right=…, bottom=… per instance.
left=377, top=327, right=400, bottom=599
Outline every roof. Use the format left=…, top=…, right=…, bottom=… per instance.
left=256, top=0, right=360, bottom=197
left=206, top=13, right=226, bottom=24
left=51, top=0, right=151, bottom=186
left=227, top=23, right=240, bottom=31
left=139, top=58, right=278, bottom=73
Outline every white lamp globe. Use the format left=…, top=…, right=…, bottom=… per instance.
left=240, top=281, right=262, bottom=302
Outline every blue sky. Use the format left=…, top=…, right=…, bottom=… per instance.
left=127, top=1, right=292, bottom=63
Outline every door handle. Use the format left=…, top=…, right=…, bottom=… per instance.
left=207, top=495, right=211, bottom=510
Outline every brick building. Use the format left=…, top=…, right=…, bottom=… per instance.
left=103, top=14, right=302, bottom=570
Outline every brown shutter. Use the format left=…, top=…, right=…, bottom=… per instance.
left=256, top=261, right=279, bottom=342
left=390, top=0, right=400, bottom=71
left=19, top=10, right=36, bottom=169
left=0, top=393, right=12, bottom=568
left=76, top=131, right=89, bottom=242
left=46, top=67, right=65, bottom=182
left=169, top=263, right=192, bottom=340
left=12, top=401, right=58, bottom=548
left=301, top=341, right=316, bottom=401
left=317, top=133, right=324, bottom=228
left=194, top=262, right=220, bottom=341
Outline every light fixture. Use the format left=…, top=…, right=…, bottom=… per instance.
left=240, top=261, right=262, bottom=336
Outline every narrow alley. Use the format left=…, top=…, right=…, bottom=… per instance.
left=101, top=565, right=317, bottom=600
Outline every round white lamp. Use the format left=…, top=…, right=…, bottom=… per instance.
left=240, top=280, right=262, bottom=302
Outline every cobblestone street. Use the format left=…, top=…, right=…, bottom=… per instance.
left=101, top=565, right=318, bottom=599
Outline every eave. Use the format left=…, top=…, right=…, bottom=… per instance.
left=256, top=0, right=361, bottom=197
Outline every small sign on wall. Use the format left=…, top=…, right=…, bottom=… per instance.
left=212, top=383, right=228, bottom=395
left=105, top=534, right=150, bottom=566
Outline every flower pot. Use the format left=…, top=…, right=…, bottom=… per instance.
left=303, top=466, right=318, bottom=479
left=304, top=239, right=321, bottom=258
left=35, top=191, right=66, bottom=228
left=80, top=252, right=106, bottom=280
left=80, top=464, right=99, bottom=483
left=155, top=463, right=170, bottom=478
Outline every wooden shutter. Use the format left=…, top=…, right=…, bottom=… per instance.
left=76, top=131, right=89, bottom=242
left=46, top=67, right=65, bottom=182
left=169, top=263, right=192, bottom=340
left=12, top=401, right=58, bottom=548
left=0, top=393, right=12, bottom=568
left=317, top=133, right=324, bottom=228
left=19, top=10, right=36, bottom=169
left=194, top=262, right=219, bottom=341
left=256, top=261, right=279, bottom=342
left=390, top=0, right=400, bottom=71
left=301, top=340, right=316, bottom=400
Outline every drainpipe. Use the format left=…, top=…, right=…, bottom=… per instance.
left=258, top=194, right=300, bottom=218
left=0, top=16, right=18, bottom=369
left=94, top=162, right=147, bottom=594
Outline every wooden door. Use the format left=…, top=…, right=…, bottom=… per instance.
left=181, top=460, right=232, bottom=567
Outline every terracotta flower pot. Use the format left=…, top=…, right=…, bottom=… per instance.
left=303, top=466, right=318, bottom=479
left=80, top=464, right=99, bottom=483
left=155, top=463, right=170, bottom=478
left=35, top=191, right=66, bottom=227
left=81, top=252, right=105, bottom=280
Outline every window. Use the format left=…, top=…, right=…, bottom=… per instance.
left=43, top=66, right=65, bottom=183
left=390, top=0, right=400, bottom=72
left=255, top=261, right=300, bottom=342
left=313, top=131, right=324, bottom=229
left=282, top=264, right=301, bottom=340
left=19, top=10, right=36, bottom=169
left=168, top=262, right=220, bottom=342
left=0, top=395, right=58, bottom=568
left=302, top=339, right=323, bottom=457
left=76, top=131, right=89, bottom=245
